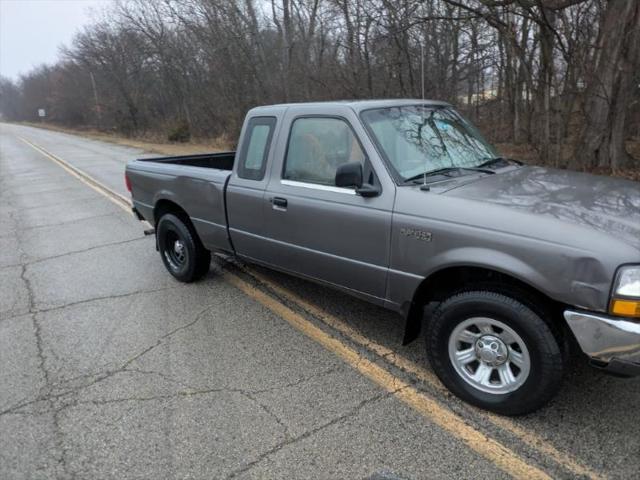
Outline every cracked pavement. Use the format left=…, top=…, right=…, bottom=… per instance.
left=2, top=123, right=640, bottom=480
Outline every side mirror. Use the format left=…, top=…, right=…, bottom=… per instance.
left=335, top=162, right=363, bottom=189
left=335, top=162, right=380, bottom=197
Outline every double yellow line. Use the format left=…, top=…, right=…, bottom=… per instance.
left=17, top=134, right=604, bottom=480
left=18, top=135, right=132, bottom=212
left=227, top=272, right=551, bottom=480
left=246, top=269, right=601, bottom=480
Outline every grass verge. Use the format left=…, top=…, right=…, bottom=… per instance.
left=20, top=122, right=232, bottom=156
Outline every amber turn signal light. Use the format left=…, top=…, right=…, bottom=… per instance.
left=611, top=299, right=640, bottom=318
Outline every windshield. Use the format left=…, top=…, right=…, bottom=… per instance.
left=361, top=106, right=499, bottom=182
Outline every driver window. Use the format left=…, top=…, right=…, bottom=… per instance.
left=283, top=117, right=365, bottom=186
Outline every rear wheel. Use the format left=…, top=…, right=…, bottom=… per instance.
left=426, top=290, right=565, bottom=415
left=157, top=213, right=210, bottom=282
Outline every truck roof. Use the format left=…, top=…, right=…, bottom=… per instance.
left=248, top=98, right=452, bottom=115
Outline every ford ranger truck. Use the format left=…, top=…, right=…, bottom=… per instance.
left=125, top=100, right=640, bottom=415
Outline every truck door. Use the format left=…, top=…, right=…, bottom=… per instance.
left=226, top=116, right=278, bottom=260
left=260, top=111, right=394, bottom=303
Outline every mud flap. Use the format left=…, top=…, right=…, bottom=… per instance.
left=402, top=301, right=423, bottom=345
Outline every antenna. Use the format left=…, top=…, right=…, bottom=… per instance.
left=421, top=42, right=425, bottom=101
left=420, top=1, right=425, bottom=101
left=419, top=1, right=427, bottom=186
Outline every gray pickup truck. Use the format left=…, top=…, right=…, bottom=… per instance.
left=125, top=100, right=640, bottom=415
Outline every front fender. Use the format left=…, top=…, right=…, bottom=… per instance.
left=395, top=246, right=611, bottom=345
left=422, top=247, right=552, bottom=298
left=389, top=241, right=611, bottom=314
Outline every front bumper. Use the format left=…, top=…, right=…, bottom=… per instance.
left=564, top=310, right=640, bottom=376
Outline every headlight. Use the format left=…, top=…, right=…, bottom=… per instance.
left=614, top=266, right=640, bottom=297
left=611, top=266, right=640, bottom=318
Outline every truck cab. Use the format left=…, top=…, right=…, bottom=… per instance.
left=228, top=102, right=397, bottom=305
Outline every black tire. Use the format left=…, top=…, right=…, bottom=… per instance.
left=426, top=290, right=565, bottom=415
left=156, top=213, right=211, bottom=282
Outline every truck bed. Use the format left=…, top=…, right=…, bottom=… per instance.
left=126, top=151, right=236, bottom=253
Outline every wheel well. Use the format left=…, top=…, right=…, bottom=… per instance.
left=153, top=200, right=206, bottom=250
left=154, top=199, right=189, bottom=225
left=402, top=266, right=566, bottom=345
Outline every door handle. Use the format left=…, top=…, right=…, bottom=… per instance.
left=271, top=197, right=288, bottom=210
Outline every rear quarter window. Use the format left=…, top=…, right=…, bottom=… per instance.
left=237, top=117, right=276, bottom=181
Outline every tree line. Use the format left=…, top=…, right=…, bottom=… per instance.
left=1, top=0, right=639, bottom=171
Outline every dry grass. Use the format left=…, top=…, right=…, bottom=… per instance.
left=21, top=122, right=233, bottom=156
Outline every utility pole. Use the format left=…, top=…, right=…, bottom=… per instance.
left=89, top=71, right=102, bottom=129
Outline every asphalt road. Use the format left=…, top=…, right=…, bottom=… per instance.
left=1, top=123, right=639, bottom=480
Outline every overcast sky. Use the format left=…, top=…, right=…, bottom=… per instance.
left=0, top=0, right=110, bottom=81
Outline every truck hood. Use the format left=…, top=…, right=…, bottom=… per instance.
left=444, top=166, right=640, bottom=251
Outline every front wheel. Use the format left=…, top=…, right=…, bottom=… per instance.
left=157, top=213, right=210, bottom=283
left=426, top=291, right=565, bottom=415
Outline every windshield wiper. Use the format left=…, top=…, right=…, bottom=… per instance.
left=476, top=157, right=522, bottom=169
left=404, top=166, right=494, bottom=184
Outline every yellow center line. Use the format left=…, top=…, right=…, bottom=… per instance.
left=246, top=269, right=605, bottom=480
left=224, top=272, right=551, bottom=480
left=17, top=133, right=602, bottom=480
left=17, top=135, right=133, bottom=213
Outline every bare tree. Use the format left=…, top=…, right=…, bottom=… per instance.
left=574, top=0, right=640, bottom=170
left=0, top=0, right=637, bottom=172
